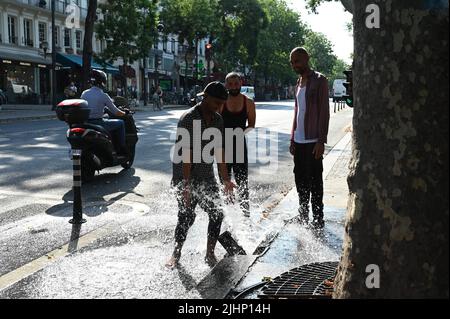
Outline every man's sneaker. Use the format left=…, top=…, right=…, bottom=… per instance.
left=298, top=208, right=309, bottom=225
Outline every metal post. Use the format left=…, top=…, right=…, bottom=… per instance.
left=70, top=149, right=86, bottom=224
left=195, top=36, right=199, bottom=85
left=143, top=58, right=147, bottom=106
left=143, top=10, right=147, bottom=106
left=51, top=0, right=56, bottom=110
left=155, top=53, right=159, bottom=87
left=206, top=56, right=211, bottom=85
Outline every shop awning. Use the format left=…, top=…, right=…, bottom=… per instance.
left=56, top=53, right=119, bottom=74
left=0, top=51, right=52, bottom=66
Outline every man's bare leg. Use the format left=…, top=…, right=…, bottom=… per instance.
left=166, top=244, right=182, bottom=269
left=205, top=236, right=219, bottom=267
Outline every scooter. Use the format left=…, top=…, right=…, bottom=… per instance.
left=56, top=99, right=138, bottom=182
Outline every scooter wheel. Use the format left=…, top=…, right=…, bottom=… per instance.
left=121, top=147, right=135, bottom=169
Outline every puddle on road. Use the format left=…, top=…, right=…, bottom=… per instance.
left=8, top=188, right=290, bottom=299
left=29, top=244, right=203, bottom=299
left=3, top=185, right=345, bottom=299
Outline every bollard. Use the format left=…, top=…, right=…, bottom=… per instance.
left=69, top=149, right=86, bottom=224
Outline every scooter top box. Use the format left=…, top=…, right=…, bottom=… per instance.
left=56, top=99, right=90, bottom=124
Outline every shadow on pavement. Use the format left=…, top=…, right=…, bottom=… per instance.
left=45, top=168, right=141, bottom=218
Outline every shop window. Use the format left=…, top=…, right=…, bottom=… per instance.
left=3, top=64, right=37, bottom=104
left=55, top=26, right=60, bottom=47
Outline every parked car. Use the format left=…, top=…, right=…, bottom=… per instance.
left=240, top=86, right=255, bottom=100
left=0, top=89, right=7, bottom=105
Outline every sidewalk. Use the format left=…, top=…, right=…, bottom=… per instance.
left=239, top=132, right=352, bottom=297
left=0, top=103, right=188, bottom=124
left=198, top=131, right=353, bottom=298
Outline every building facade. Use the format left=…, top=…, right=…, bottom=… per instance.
left=0, top=0, right=207, bottom=106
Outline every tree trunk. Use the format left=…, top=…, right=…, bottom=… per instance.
left=334, top=0, right=449, bottom=298
left=81, top=0, right=97, bottom=92
left=123, top=58, right=128, bottom=98
left=184, top=50, right=189, bottom=91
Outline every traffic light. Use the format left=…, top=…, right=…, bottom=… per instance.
left=205, top=43, right=212, bottom=60
left=343, top=70, right=353, bottom=107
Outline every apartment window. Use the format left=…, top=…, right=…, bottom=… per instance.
left=55, top=26, right=60, bottom=47
left=64, top=28, right=71, bottom=47
left=8, top=16, right=17, bottom=45
left=39, top=22, right=47, bottom=44
left=23, top=19, right=33, bottom=47
left=163, top=40, right=167, bottom=52
left=76, top=30, right=82, bottom=49
left=171, top=39, right=175, bottom=54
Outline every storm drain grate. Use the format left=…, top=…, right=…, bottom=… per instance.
left=258, top=261, right=339, bottom=299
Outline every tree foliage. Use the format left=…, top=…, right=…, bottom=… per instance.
left=159, top=0, right=216, bottom=46
left=94, top=0, right=352, bottom=98
left=253, top=0, right=307, bottom=87
left=214, top=0, right=268, bottom=74
left=304, top=31, right=337, bottom=77
left=96, top=0, right=158, bottom=65
left=159, top=0, right=216, bottom=82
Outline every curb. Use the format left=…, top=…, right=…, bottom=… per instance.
left=0, top=115, right=57, bottom=124
left=0, top=105, right=189, bottom=124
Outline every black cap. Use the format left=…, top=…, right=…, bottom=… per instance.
left=197, top=81, right=228, bottom=100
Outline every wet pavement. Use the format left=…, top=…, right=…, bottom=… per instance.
left=0, top=102, right=353, bottom=299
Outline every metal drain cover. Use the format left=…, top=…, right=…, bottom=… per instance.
left=258, top=261, right=339, bottom=299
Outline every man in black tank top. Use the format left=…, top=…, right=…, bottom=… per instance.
left=221, top=72, right=257, bottom=217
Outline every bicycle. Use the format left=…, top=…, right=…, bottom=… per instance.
left=152, top=94, right=162, bottom=111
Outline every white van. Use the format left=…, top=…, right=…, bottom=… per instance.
left=332, top=79, right=346, bottom=102
left=240, top=86, right=255, bottom=100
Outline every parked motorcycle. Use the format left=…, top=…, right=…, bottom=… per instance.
left=56, top=99, right=138, bottom=182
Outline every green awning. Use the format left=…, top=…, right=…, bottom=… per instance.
left=56, top=53, right=119, bottom=74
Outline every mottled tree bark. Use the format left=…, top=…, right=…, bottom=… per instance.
left=334, top=0, right=449, bottom=298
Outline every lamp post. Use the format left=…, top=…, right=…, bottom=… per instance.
left=41, top=41, right=49, bottom=59
left=51, top=0, right=56, bottom=110
left=142, top=8, right=148, bottom=106
left=194, top=32, right=199, bottom=86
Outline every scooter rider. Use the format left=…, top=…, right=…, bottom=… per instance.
left=81, top=69, right=128, bottom=156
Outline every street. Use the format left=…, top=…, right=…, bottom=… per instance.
left=0, top=101, right=352, bottom=298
